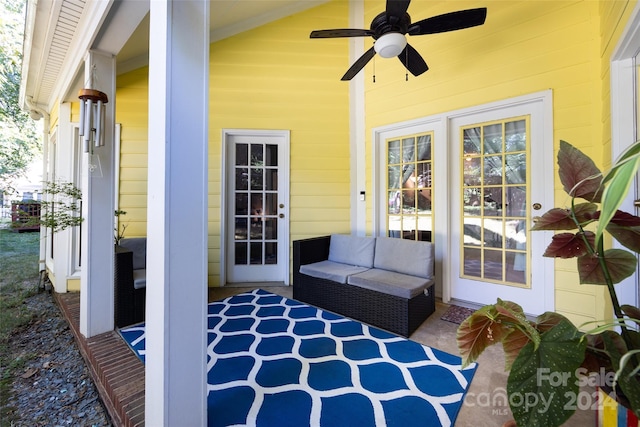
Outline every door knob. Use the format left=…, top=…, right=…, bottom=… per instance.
left=279, top=213, right=284, bottom=218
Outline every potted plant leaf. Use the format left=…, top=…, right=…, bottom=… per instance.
left=456, top=139, right=640, bottom=427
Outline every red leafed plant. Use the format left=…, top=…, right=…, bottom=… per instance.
left=456, top=140, right=640, bottom=427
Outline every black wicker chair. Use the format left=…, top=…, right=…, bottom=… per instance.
left=114, top=238, right=146, bottom=328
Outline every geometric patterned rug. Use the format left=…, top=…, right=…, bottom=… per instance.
left=440, top=305, right=476, bottom=325
left=119, top=289, right=478, bottom=427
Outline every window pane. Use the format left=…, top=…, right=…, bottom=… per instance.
left=251, top=144, right=263, bottom=166
left=417, top=135, right=431, bottom=161
left=402, top=137, right=415, bottom=162
left=250, top=168, right=263, bottom=190
left=265, top=169, right=278, bottom=191
left=265, top=242, right=277, bottom=265
left=236, top=144, right=248, bottom=166
left=265, top=144, right=278, bottom=166
left=484, top=156, right=503, bottom=185
left=505, top=153, right=526, bottom=184
left=235, top=242, right=247, bottom=264
left=388, top=140, right=400, bottom=164
left=463, top=157, right=481, bottom=186
left=463, top=188, right=482, bottom=216
left=265, top=193, right=277, bottom=216
left=250, top=242, right=262, bottom=264
left=234, top=219, right=247, bottom=240
left=483, top=218, right=503, bottom=248
left=463, top=247, right=482, bottom=277
left=483, top=187, right=502, bottom=216
left=506, top=120, right=526, bottom=152
left=265, top=218, right=277, bottom=240
left=235, top=193, right=248, bottom=216
left=506, top=186, right=527, bottom=217
left=463, top=217, right=482, bottom=246
left=388, top=165, right=401, bottom=189
left=463, top=128, right=481, bottom=155
left=235, top=168, right=248, bottom=190
left=484, top=123, right=502, bottom=154
left=484, top=249, right=503, bottom=280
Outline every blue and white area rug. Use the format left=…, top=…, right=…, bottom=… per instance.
left=119, top=289, right=477, bottom=427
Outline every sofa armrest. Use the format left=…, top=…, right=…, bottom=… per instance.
left=293, top=235, right=331, bottom=274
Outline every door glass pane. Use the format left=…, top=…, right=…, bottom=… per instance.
left=460, top=117, right=530, bottom=287
left=386, top=133, right=433, bottom=242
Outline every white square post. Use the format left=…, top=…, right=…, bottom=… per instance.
left=145, top=0, right=209, bottom=425
left=80, top=50, right=116, bottom=338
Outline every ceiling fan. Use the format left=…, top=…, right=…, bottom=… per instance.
left=310, top=0, right=487, bottom=81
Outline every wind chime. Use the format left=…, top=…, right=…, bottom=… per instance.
left=78, top=88, right=108, bottom=153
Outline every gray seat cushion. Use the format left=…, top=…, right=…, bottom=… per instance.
left=119, top=238, right=147, bottom=270
left=347, top=268, right=434, bottom=299
left=373, top=237, right=433, bottom=279
left=133, top=269, right=146, bottom=289
left=300, top=260, right=370, bottom=284
left=328, top=234, right=376, bottom=268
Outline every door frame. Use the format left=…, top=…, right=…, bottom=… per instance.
left=220, top=129, right=291, bottom=286
left=611, top=1, right=640, bottom=308
left=372, top=90, right=554, bottom=312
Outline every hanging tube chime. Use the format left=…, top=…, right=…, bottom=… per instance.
left=78, top=89, right=108, bottom=153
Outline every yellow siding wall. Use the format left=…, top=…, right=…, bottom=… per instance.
left=208, top=1, right=350, bottom=285
left=361, top=0, right=623, bottom=325
left=115, top=1, right=350, bottom=286
left=116, top=67, right=149, bottom=238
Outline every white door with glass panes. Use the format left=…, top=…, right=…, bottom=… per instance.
left=449, top=94, right=554, bottom=315
left=225, top=131, right=290, bottom=284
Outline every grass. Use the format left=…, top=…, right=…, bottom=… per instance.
left=0, top=228, right=41, bottom=340
left=0, top=228, right=41, bottom=424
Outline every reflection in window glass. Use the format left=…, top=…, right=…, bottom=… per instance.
left=386, top=133, right=433, bottom=242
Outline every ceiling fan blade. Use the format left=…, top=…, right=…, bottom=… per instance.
left=398, top=44, right=428, bottom=77
left=386, top=0, right=411, bottom=19
left=310, top=29, right=373, bottom=38
left=408, top=8, right=487, bottom=36
left=341, top=46, right=376, bottom=81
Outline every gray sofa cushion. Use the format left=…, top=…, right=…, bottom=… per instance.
left=300, top=260, right=370, bottom=284
left=133, top=269, right=146, bottom=290
left=328, top=234, right=376, bottom=268
left=347, top=268, right=434, bottom=299
left=373, top=237, right=433, bottom=279
left=119, top=238, right=147, bottom=270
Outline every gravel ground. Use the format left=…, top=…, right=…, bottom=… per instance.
left=2, top=289, right=112, bottom=426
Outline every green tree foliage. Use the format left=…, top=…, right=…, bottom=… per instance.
left=0, top=0, right=40, bottom=195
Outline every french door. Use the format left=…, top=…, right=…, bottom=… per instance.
left=448, top=94, right=554, bottom=315
left=224, top=131, right=290, bottom=284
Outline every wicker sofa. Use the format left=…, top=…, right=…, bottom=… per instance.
left=114, top=237, right=147, bottom=328
left=293, top=234, right=436, bottom=337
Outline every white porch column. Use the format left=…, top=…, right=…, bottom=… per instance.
left=52, top=102, right=73, bottom=294
left=145, top=0, right=209, bottom=425
left=80, top=50, right=116, bottom=337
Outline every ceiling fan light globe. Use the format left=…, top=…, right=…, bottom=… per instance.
left=374, top=33, right=407, bottom=58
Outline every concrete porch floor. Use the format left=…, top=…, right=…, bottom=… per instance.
left=58, top=285, right=596, bottom=426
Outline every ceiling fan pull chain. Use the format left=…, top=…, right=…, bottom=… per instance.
left=405, top=49, right=409, bottom=81
left=373, top=55, right=376, bottom=83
